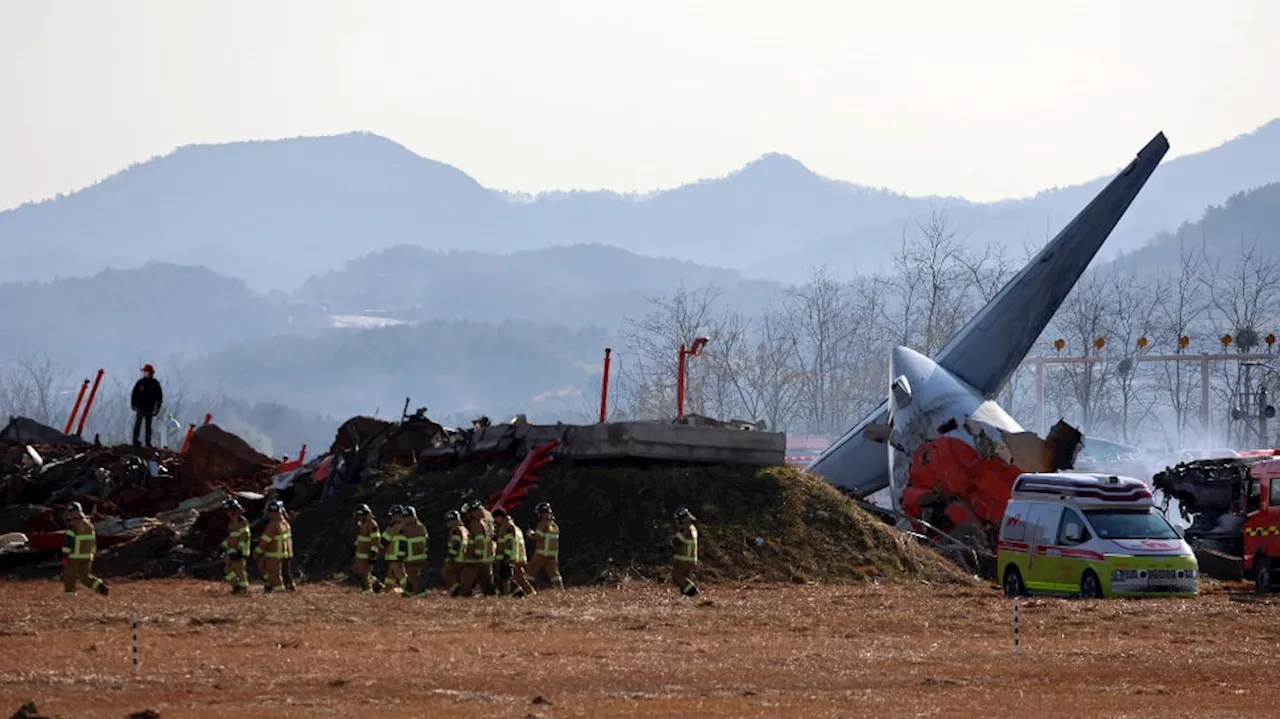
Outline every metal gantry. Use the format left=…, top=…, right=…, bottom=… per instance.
left=1026, top=333, right=1278, bottom=437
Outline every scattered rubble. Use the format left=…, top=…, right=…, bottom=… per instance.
left=0, top=410, right=968, bottom=587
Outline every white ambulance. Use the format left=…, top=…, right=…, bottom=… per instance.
left=997, top=472, right=1198, bottom=598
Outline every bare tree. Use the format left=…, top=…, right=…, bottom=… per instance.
left=1152, top=240, right=1210, bottom=446
left=617, top=283, right=740, bottom=420
left=1200, top=238, right=1280, bottom=446
left=781, top=265, right=874, bottom=436
left=0, top=353, right=70, bottom=428
left=881, top=209, right=977, bottom=355
left=1104, top=268, right=1161, bottom=443
left=1049, top=271, right=1114, bottom=434
left=721, top=306, right=804, bottom=432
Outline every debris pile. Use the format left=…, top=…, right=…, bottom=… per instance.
left=1, top=410, right=969, bottom=588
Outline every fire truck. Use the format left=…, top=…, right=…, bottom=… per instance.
left=1152, top=453, right=1280, bottom=593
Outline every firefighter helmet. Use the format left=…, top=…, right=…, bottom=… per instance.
left=223, top=498, right=243, bottom=512
left=389, top=504, right=403, bottom=516
left=444, top=509, right=461, bottom=523
left=354, top=503, right=371, bottom=516
left=535, top=502, right=552, bottom=514
left=66, top=501, right=84, bottom=515
left=403, top=505, right=418, bottom=519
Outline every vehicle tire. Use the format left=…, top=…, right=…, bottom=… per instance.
left=1003, top=566, right=1026, bottom=597
left=1256, top=556, right=1273, bottom=595
left=1080, top=570, right=1105, bottom=599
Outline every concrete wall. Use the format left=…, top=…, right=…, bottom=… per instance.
left=567, top=421, right=784, bottom=466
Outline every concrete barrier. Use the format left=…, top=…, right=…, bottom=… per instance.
left=566, top=421, right=784, bottom=466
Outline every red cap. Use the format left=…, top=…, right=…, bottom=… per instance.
left=141, top=363, right=155, bottom=374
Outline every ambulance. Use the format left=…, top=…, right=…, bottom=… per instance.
left=997, top=473, right=1199, bottom=598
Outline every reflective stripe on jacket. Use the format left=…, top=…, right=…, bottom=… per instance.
left=674, top=526, right=698, bottom=563
left=383, top=527, right=405, bottom=561
left=533, top=520, right=559, bottom=557
left=63, top=528, right=96, bottom=559
left=281, top=519, right=294, bottom=559
left=257, top=520, right=288, bottom=559
left=403, top=521, right=428, bottom=562
left=221, top=516, right=251, bottom=554
left=355, top=520, right=381, bottom=559
left=447, top=525, right=468, bottom=563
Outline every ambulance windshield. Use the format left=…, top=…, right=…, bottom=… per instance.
left=1083, top=509, right=1179, bottom=540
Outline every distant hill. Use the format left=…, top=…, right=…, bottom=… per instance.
left=2, top=120, right=1279, bottom=290
left=295, top=243, right=785, bottom=326
left=761, top=121, right=1280, bottom=282
left=0, top=263, right=324, bottom=372
left=181, top=320, right=613, bottom=420
left=1105, top=182, right=1280, bottom=274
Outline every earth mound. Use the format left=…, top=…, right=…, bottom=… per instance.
left=290, top=462, right=971, bottom=587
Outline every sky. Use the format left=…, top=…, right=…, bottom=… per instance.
left=1, top=0, right=1279, bottom=211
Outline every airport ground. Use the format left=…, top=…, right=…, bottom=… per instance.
left=0, top=578, right=1276, bottom=718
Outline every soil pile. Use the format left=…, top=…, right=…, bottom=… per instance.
left=289, top=462, right=971, bottom=587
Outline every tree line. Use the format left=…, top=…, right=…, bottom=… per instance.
left=592, top=210, right=1280, bottom=450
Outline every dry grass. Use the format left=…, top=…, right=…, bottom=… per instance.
left=1, top=579, right=1278, bottom=718
left=295, top=463, right=970, bottom=587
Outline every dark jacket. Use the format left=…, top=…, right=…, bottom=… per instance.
left=131, top=377, right=163, bottom=415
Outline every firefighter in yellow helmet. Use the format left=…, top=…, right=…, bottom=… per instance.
left=400, top=505, right=429, bottom=597
left=60, top=501, right=109, bottom=597
left=352, top=504, right=383, bottom=594
left=671, top=506, right=699, bottom=597
left=253, top=501, right=289, bottom=593
left=525, top=502, right=563, bottom=589
left=457, top=500, right=496, bottom=596
left=380, top=505, right=407, bottom=594
left=219, top=498, right=251, bottom=595
left=493, top=508, right=535, bottom=598
left=443, top=509, right=469, bottom=596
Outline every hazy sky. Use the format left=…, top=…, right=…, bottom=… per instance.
left=2, top=0, right=1278, bottom=211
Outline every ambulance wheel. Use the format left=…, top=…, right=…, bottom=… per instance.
left=1256, top=556, right=1273, bottom=594
left=1080, top=570, right=1104, bottom=599
left=1002, top=566, right=1025, bottom=597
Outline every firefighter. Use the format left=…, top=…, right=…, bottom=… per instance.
left=443, top=509, right=469, bottom=596
left=219, top=499, right=251, bottom=595
left=401, top=506, right=429, bottom=597
left=457, top=502, right=496, bottom=596
left=381, top=505, right=407, bottom=594
left=253, top=501, right=289, bottom=593
left=525, top=502, right=563, bottom=589
left=60, top=502, right=109, bottom=597
left=280, top=504, right=296, bottom=592
left=671, top=507, right=699, bottom=597
left=352, top=504, right=383, bottom=594
left=493, top=508, right=534, bottom=598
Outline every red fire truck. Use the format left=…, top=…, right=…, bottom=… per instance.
left=1154, top=454, right=1280, bottom=593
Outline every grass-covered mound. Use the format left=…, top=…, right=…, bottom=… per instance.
left=289, top=462, right=972, bottom=587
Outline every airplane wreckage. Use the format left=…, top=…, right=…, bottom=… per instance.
left=807, top=132, right=1171, bottom=552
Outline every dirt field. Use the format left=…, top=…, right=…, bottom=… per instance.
left=1, top=578, right=1278, bottom=718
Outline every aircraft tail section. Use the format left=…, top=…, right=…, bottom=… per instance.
left=806, top=132, right=1170, bottom=499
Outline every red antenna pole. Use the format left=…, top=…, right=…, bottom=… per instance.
left=75, top=369, right=104, bottom=436
left=676, top=344, right=687, bottom=419
left=599, top=348, right=612, bottom=423
left=203, top=413, right=212, bottom=426
left=64, top=379, right=89, bottom=435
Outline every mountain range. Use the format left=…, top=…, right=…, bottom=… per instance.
left=4, top=120, right=1279, bottom=291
